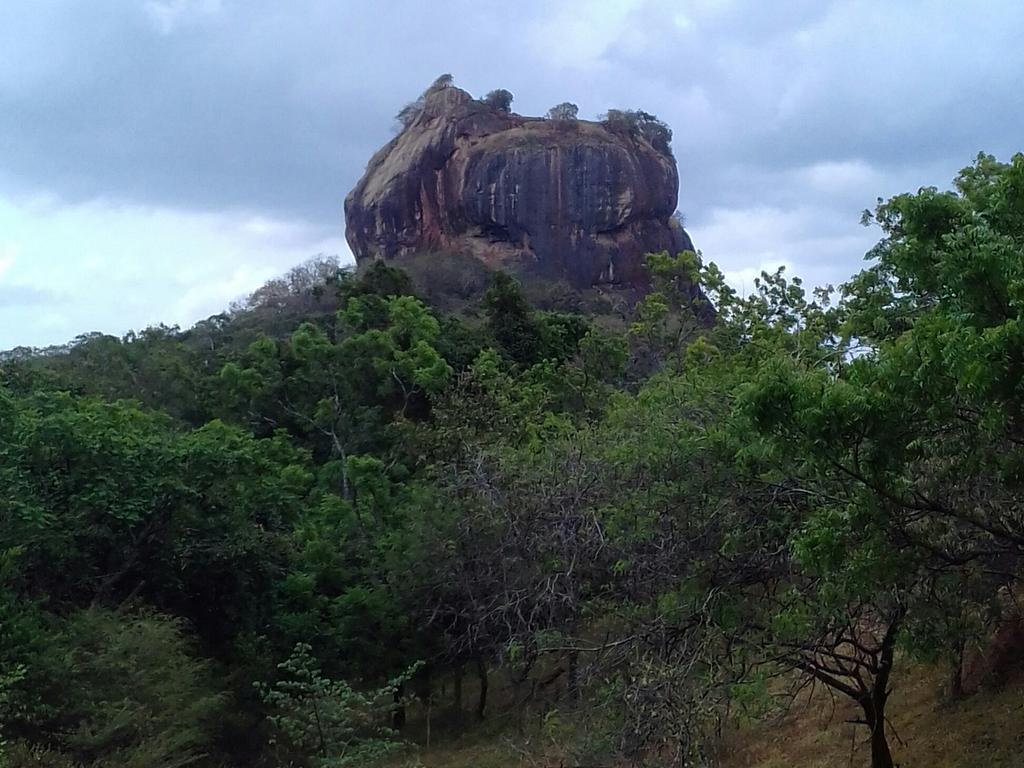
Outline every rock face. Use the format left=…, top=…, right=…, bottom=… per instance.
left=345, top=85, right=696, bottom=291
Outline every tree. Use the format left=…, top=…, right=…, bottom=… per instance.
left=602, top=109, right=673, bottom=153
left=39, top=609, right=225, bottom=768
left=629, top=250, right=710, bottom=368
left=747, top=153, right=1024, bottom=650
left=257, top=643, right=419, bottom=767
left=244, top=255, right=345, bottom=313
left=395, top=74, right=456, bottom=129
left=395, top=101, right=422, bottom=129
left=219, top=288, right=452, bottom=704
left=508, top=260, right=921, bottom=766
left=546, top=102, right=578, bottom=121
left=701, top=154, right=1024, bottom=765
left=428, top=73, right=454, bottom=91
left=482, top=88, right=513, bottom=112
left=419, top=346, right=622, bottom=727
left=481, top=272, right=543, bottom=366
left=0, top=387, right=317, bottom=644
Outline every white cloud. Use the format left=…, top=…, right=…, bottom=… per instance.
left=173, top=265, right=278, bottom=321
left=526, top=0, right=641, bottom=69
left=690, top=203, right=878, bottom=295
left=0, top=196, right=350, bottom=350
left=795, top=160, right=879, bottom=193
left=143, top=0, right=223, bottom=35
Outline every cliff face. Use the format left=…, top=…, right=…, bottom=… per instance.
left=344, top=86, right=696, bottom=291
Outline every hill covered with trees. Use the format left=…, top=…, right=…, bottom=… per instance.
left=2, top=153, right=1024, bottom=768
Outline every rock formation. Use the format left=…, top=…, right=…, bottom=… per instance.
left=344, top=83, right=697, bottom=293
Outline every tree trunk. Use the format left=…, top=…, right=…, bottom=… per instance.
left=567, top=650, right=580, bottom=704
left=392, top=683, right=406, bottom=731
left=862, top=637, right=896, bottom=768
left=414, top=666, right=434, bottom=706
left=866, top=711, right=894, bottom=768
left=452, top=662, right=464, bottom=723
left=475, top=656, right=488, bottom=721
left=426, top=699, right=432, bottom=749
left=863, top=611, right=900, bottom=768
left=949, top=637, right=965, bottom=700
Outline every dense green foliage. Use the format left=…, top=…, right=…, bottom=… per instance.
left=2, top=154, right=1023, bottom=768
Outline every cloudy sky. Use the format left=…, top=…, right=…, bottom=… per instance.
left=2, top=0, right=1022, bottom=349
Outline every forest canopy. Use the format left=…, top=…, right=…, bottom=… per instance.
left=2, top=153, right=1024, bottom=768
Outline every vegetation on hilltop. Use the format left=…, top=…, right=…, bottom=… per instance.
left=2, top=153, right=1024, bottom=768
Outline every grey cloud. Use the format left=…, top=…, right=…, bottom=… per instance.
left=1, top=0, right=1022, bottom=290
left=0, top=0, right=555, bottom=225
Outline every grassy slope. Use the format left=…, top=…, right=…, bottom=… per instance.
left=392, top=741, right=525, bottom=768
left=719, top=665, right=1024, bottom=768
left=387, top=664, right=1024, bottom=767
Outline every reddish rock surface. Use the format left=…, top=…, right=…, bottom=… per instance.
left=344, top=86, right=697, bottom=292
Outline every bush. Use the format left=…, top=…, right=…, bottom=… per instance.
left=546, top=102, right=579, bottom=121
left=399, top=251, right=492, bottom=308
left=30, top=609, right=226, bottom=768
left=3, top=742, right=79, bottom=768
left=257, top=643, right=420, bottom=768
left=395, top=74, right=456, bottom=129
left=482, top=89, right=514, bottom=112
left=601, top=109, right=672, bottom=153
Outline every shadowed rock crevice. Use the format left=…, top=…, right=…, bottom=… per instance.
left=345, top=83, right=698, bottom=294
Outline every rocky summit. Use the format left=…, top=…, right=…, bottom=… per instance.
left=344, top=83, right=697, bottom=292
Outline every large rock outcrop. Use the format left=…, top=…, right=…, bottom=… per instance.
left=344, top=85, right=696, bottom=291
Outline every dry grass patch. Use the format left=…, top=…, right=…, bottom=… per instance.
left=720, top=665, right=1024, bottom=768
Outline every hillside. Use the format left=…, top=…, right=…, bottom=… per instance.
left=382, top=662, right=1024, bottom=768
left=720, top=664, right=1024, bottom=768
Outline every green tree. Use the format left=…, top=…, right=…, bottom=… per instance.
left=481, top=272, right=542, bottom=366
left=257, top=643, right=419, bottom=767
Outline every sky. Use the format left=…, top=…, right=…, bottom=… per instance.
left=2, top=0, right=1023, bottom=349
